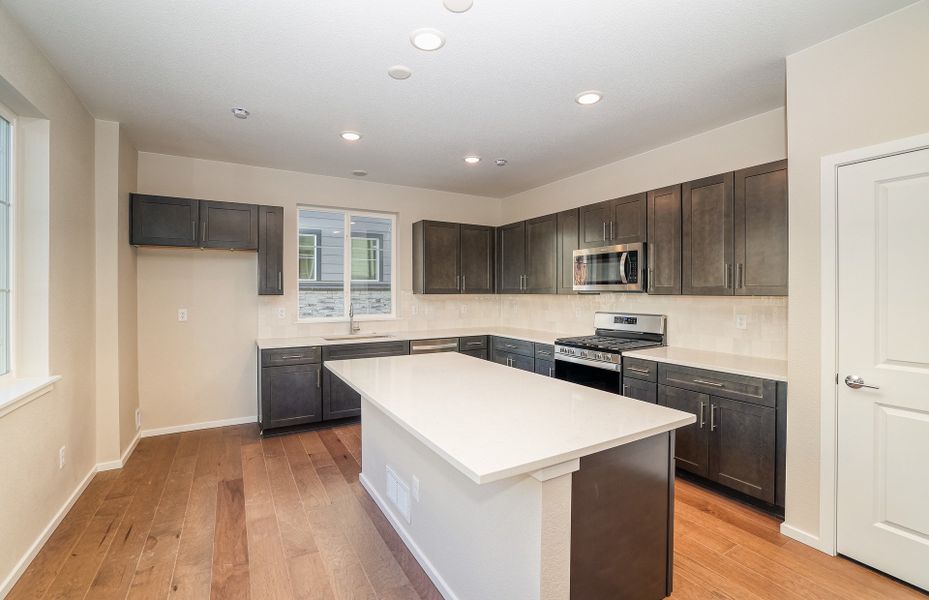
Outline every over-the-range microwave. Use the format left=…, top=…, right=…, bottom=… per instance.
left=572, top=242, right=646, bottom=292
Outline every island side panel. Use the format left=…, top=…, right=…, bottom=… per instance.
left=570, top=432, right=674, bottom=600
left=359, top=397, right=548, bottom=600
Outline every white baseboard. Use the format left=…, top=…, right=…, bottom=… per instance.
left=141, top=415, right=256, bottom=438
left=97, top=430, right=142, bottom=472
left=359, top=473, right=458, bottom=600
left=780, top=522, right=833, bottom=555
left=0, top=466, right=97, bottom=597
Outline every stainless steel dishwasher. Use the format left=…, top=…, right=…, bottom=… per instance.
left=409, top=338, right=459, bottom=354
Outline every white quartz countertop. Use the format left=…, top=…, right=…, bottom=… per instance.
left=325, top=353, right=695, bottom=485
left=622, top=346, right=788, bottom=382
left=256, top=326, right=580, bottom=350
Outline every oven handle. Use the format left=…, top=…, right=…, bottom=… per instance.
left=554, top=353, right=622, bottom=372
left=619, top=252, right=629, bottom=284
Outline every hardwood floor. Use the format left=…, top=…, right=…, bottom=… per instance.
left=8, top=422, right=924, bottom=600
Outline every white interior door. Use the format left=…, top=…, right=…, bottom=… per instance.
left=836, top=147, right=929, bottom=591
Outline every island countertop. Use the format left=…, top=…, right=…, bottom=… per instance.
left=325, top=352, right=694, bottom=485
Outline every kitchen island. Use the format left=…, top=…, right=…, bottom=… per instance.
left=326, top=352, right=694, bottom=600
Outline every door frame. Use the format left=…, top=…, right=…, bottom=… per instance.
left=813, top=131, right=929, bottom=557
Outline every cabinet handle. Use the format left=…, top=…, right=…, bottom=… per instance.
left=710, top=404, right=718, bottom=431
left=549, top=367, right=554, bottom=377
left=202, top=221, right=207, bottom=244
left=280, top=354, right=305, bottom=359
left=456, top=275, right=460, bottom=291
left=462, top=275, right=466, bottom=292
left=278, top=272, right=282, bottom=290
left=648, top=267, right=654, bottom=293
left=610, top=221, right=614, bottom=240
left=627, top=366, right=650, bottom=374
left=317, top=368, right=321, bottom=388
left=602, top=222, right=607, bottom=241
left=192, top=221, right=196, bottom=240
left=725, top=263, right=732, bottom=289
left=698, top=401, right=705, bottom=429
left=737, top=263, right=744, bottom=289
left=693, top=378, right=724, bottom=388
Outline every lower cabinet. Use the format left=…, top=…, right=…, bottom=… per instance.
left=535, top=358, right=555, bottom=377
left=493, top=350, right=534, bottom=372
left=621, top=376, right=657, bottom=403
left=460, top=348, right=488, bottom=360
left=658, top=385, right=710, bottom=477
left=322, top=369, right=364, bottom=420
left=259, top=363, right=323, bottom=431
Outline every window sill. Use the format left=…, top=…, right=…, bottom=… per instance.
left=296, top=315, right=399, bottom=325
left=0, top=375, right=61, bottom=419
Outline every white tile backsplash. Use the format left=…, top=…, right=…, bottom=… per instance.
left=259, top=292, right=787, bottom=360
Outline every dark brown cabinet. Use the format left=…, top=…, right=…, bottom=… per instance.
left=496, top=215, right=557, bottom=294
left=258, top=205, right=284, bottom=295
left=658, top=385, right=710, bottom=477
left=260, top=363, right=323, bottom=430
left=682, top=173, right=735, bottom=295
left=709, top=396, right=776, bottom=504
left=646, top=185, right=682, bottom=295
left=321, top=341, right=410, bottom=420
left=622, top=376, right=657, bottom=403
left=199, top=200, right=259, bottom=250
left=413, top=221, right=494, bottom=294
left=493, top=350, right=534, bottom=372
left=535, top=358, right=555, bottom=377
left=556, top=209, right=579, bottom=294
left=579, top=193, right=647, bottom=249
left=734, top=160, right=788, bottom=296
left=130, top=194, right=200, bottom=247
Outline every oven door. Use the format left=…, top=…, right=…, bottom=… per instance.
left=554, top=359, right=622, bottom=394
left=573, top=243, right=645, bottom=292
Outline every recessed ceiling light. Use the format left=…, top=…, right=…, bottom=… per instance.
left=231, top=107, right=250, bottom=119
left=464, top=156, right=481, bottom=164
left=443, top=0, right=474, bottom=12
left=575, top=91, right=603, bottom=105
left=341, top=131, right=362, bottom=142
left=388, top=65, right=412, bottom=80
left=495, top=159, right=508, bottom=167
left=411, top=28, right=445, bottom=51
left=352, top=170, right=368, bottom=177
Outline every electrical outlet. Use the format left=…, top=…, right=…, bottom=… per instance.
left=276, top=307, right=286, bottom=319
left=411, top=304, right=418, bottom=316
left=58, top=446, right=66, bottom=469
left=135, top=408, right=141, bottom=431
left=460, top=303, right=468, bottom=315
left=735, top=314, right=748, bottom=330
left=177, top=308, right=188, bottom=322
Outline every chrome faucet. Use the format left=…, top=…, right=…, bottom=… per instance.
left=349, top=303, right=360, bottom=334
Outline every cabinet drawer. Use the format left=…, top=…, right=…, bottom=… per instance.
left=460, top=348, right=488, bottom=361
left=622, top=377, right=657, bottom=403
left=322, top=340, right=410, bottom=361
left=458, top=335, right=488, bottom=350
left=534, top=343, right=555, bottom=361
left=493, top=350, right=534, bottom=372
left=623, top=357, right=657, bottom=382
left=261, top=346, right=321, bottom=367
left=657, top=363, right=775, bottom=407
left=492, top=336, right=534, bottom=357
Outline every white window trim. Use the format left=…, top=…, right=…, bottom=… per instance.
left=0, top=100, right=17, bottom=382
left=296, top=206, right=397, bottom=323
left=350, top=235, right=380, bottom=282
left=298, top=231, right=319, bottom=283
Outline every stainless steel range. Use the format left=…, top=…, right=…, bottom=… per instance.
left=554, top=312, right=666, bottom=393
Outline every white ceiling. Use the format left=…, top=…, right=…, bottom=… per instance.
left=3, top=0, right=912, bottom=197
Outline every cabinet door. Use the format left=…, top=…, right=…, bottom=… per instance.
left=657, top=385, right=710, bottom=477
left=682, top=173, right=734, bottom=295
left=459, top=224, right=494, bottom=294
left=524, top=214, right=557, bottom=294
left=496, top=221, right=526, bottom=293
left=579, top=200, right=612, bottom=248
left=199, top=200, right=259, bottom=249
left=646, top=185, right=682, bottom=295
left=622, top=377, right=657, bottom=403
left=610, top=193, right=647, bottom=244
left=734, top=160, right=788, bottom=296
left=556, top=209, right=579, bottom=294
left=535, top=358, right=555, bottom=378
left=323, top=367, right=362, bottom=420
left=493, top=350, right=534, bottom=372
left=709, top=396, right=776, bottom=503
left=260, top=364, right=322, bottom=430
left=258, top=205, right=284, bottom=295
left=422, top=221, right=461, bottom=294
left=130, top=194, right=199, bottom=247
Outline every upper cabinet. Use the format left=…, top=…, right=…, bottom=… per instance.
left=258, top=205, right=284, bottom=295
left=412, top=220, right=494, bottom=294
left=556, top=208, right=579, bottom=294
left=682, top=173, right=735, bottom=295
left=496, top=214, right=558, bottom=294
left=646, top=185, right=682, bottom=295
left=199, top=200, right=259, bottom=250
left=734, top=160, right=788, bottom=296
left=130, top=194, right=199, bottom=247
left=496, top=221, right=527, bottom=293
left=579, top=193, right=647, bottom=249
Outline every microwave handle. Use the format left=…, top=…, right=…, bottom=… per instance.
left=619, top=252, right=629, bottom=284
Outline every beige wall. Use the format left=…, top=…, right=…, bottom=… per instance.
left=0, top=4, right=97, bottom=591
left=116, top=124, right=139, bottom=454
left=135, top=153, right=503, bottom=431
left=783, top=0, right=929, bottom=540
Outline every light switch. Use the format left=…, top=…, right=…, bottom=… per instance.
left=178, top=308, right=188, bottom=322
left=735, top=314, right=748, bottom=330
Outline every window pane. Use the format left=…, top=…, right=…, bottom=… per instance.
left=297, top=210, right=344, bottom=319
left=0, top=116, right=9, bottom=376
left=350, top=215, right=392, bottom=316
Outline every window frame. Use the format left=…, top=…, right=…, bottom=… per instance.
left=298, top=231, right=320, bottom=283
left=0, top=101, right=16, bottom=380
left=350, top=235, right=381, bottom=282
left=296, top=206, right=396, bottom=323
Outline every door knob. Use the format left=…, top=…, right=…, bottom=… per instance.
left=844, top=375, right=879, bottom=390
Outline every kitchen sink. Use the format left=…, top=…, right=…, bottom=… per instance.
left=322, top=334, right=395, bottom=342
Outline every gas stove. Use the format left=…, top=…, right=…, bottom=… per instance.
left=555, top=313, right=666, bottom=372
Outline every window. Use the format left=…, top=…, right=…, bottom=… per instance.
left=297, top=207, right=395, bottom=321
left=0, top=110, right=12, bottom=376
